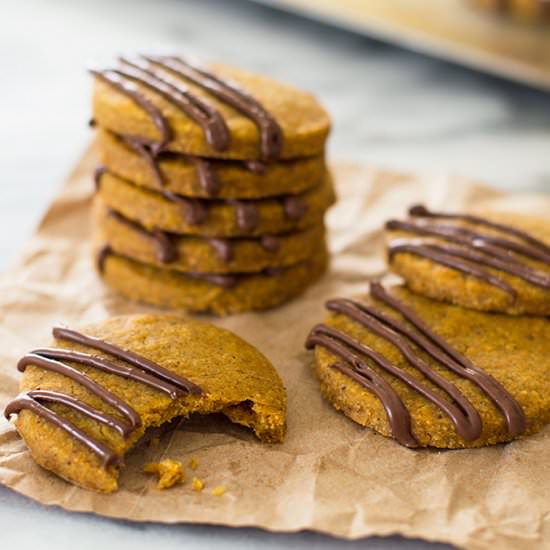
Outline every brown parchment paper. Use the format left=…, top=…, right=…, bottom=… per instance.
left=1, top=146, right=550, bottom=550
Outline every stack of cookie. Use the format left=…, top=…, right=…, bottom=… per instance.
left=89, top=54, right=333, bottom=315
left=306, top=204, right=550, bottom=449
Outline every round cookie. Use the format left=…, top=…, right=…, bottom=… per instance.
left=97, top=244, right=328, bottom=315
left=97, top=129, right=326, bottom=199
left=96, top=169, right=335, bottom=238
left=4, top=315, right=287, bottom=492
left=386, top=205, right=550, bottom=315
left=93, top=197, right=325, bottom=274
left=92, top=57, right=331, bottom=160
left=306, top=283, right=550, bottom=449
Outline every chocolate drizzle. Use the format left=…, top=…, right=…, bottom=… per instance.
left=209, top=238, right=233, bottom=262
left=108, top=209, right=177, bottom=264
left=97, top=244, right=112, bottom=274
left=118, top=56, right=229, bottom=152
left=94, top=165, right=108, bottom=191
left=260, top=235, right=281, bottom=253
left=387, top=205, right=550, bottom=296
left=4, top=325, right=202, bottom=467
left=52, top=325, right=202, bottom=394
left=283, top=195, right=308, bottom=221
left=4, top=393, right=123, bottom=467
left=17, top=351, right=140, bottom=432
left=145, top=55, right=283, bottom=162
left=90, top=69, right=171, bottom=152
left=305, top=283, right=525, bottom=447
left=92, top=54, right=283, bottom=160
left=228, top=200, right=259, bottom=233
left=162, top=190, right=208, bottom=226
left=244, top=159, right=267, bottom=174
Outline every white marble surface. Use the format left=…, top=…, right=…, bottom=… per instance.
left=0, top=0, right=549, bottom=548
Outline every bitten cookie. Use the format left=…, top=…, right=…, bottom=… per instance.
left=96, top=243, right=328, bottom=315
left=386, top=205, right=550, bottom=315
left=306, top=283, right=550, bottom=449
left=4, top=315, right=287, bottom=492
left=93, top=197, right=325, bottom=274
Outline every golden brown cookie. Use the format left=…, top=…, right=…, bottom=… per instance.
left=4, top=315, right=287, bottom=492
left=92, top=56, right=331, bottom=161
left=93, top=197, right=325, bottom=274
left=96, top=169, right=335, bottom=238
left=305, top=283, right=550, bottom=449
left=467, top=0, right=550, bottom=23
left=97, top=129, right=326, bottom=199
left=96, top=243, right=328, bottom=315
left=386, top=205, right=550, bottom=315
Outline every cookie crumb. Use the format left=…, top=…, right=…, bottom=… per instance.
left=148, top=436, right=160, bottom=448
left=192, top=477, right=204, bottom=492
left=189, top=457, right=199, bottom=470
left=211, top=485, right=225, bottom=497
left=144, top=459, right=185, bottom=489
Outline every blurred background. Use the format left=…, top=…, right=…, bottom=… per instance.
left=0, top=0, right=549, bottom=547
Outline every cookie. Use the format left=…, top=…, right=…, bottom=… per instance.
left=468, top=0, right=550, bottom=22
left=97, top=129, right=326, bottom=199
left=386, top=205, right=550, bottom=315
left=96, top=243, right=328, bottom=315
left=4, top=315, right=287, bottom=492
left=305, top=283, right=550, bottom=449
left=96, top=169, right=335, bottom=238
left=91, top=55, right=331, bottom=161
left=93, top=197, right=325, bottom=274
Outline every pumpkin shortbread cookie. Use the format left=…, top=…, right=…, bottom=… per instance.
left=91, top=56, right=331, bottom=161
left=386, top=205, right=550, bottom=315
left=4, top=315, right=287, bottom=492
left=93, top=197, right=325, bottom=274
left=468, top=0, right=550, bottom=23
left=306, top=283, right=550, bottom=449
left=97, top=129, right=326, bottom=199
left=96, top=244, right=328, bottom=315
left=96, top=169, right=335, bottom=238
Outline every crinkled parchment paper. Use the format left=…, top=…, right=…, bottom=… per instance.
left=1, top=146, right=550, bottom=550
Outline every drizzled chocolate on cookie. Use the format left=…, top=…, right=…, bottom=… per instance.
left=387, top=204, right=550, bottom=299
left=4, top=325, right=201, bottom=466
left=91, top=54, right=283, bottom=195
left=305, top=283, right=526, bottom=448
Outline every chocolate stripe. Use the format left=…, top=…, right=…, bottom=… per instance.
left=108, top=209, right=178, bottom=264
left=325, top=298, right=482, bottom=440
left=90, top=69, right=171, bottom=152
left=227, top=199, right=259, bottom=233
left=4, top=394, right=122, bottom=467
left=306, top=324, right=418, bottom=448
left=120, top=135, right=165, bottom=187
left=369, top=283, right=525, bottom=436
left=387, top=219, right=550, bottom=265
left=52, top=326, right=202, bottom=395
left=18, top=353, right=141, bottom=429
left=388, top=240, right=517, bottom=297
left=162, top=190, right=208, bottom=225
left=306, top=284, right=526, bottom=446
left=32, top=348, right=185, bottom=400
left=146, top=55, right=283, bottom=162
left=25, top=389, right=132, bottom=438
left=409, top=205, right=550, bottom=256
left=117, top=57, right=229, bottom=152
